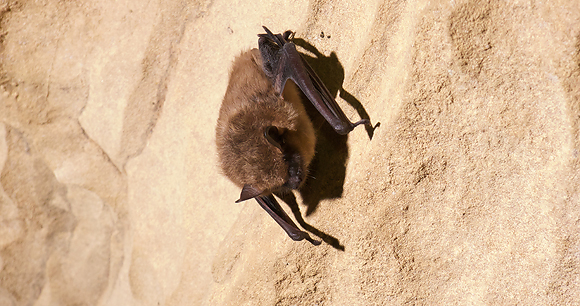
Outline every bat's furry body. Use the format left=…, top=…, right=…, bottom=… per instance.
left=216, top=49, right=316, bottom=193
left=216, top=27, right=368, bottom=244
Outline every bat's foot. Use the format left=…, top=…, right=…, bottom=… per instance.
left=283, top=30, right=295, bottom=41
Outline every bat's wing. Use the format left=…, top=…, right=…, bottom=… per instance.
left=237, top=185, right=320, bottom=245
left=258, top=26, right=369, bottom=135
left=255, top=195, right=321, bottom=245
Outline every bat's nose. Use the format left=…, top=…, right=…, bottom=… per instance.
left=284, top=151, right=304, bottom=190
left=286, top=174, right=303, bottom=190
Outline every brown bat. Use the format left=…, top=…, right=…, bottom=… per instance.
left=216, top=26, right=368, bottom=244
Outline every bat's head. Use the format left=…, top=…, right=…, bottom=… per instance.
left=216, top=93, right=316, bottom=200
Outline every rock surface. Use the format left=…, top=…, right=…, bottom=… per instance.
left=0, top=0, right=579, bottom=305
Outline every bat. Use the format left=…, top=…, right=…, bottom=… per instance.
left=216, top=26, right=368, bottom=244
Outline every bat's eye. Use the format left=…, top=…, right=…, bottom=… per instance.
left=264, top=126, right=284, bottom=151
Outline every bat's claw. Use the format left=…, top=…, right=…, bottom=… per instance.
left=283, top=30, right=295, bottom=41
left=335, top=119, right=370, bottom=135
left=306, top=236, right=322, bottom=245
left=353, top=118, right=370, bottom=128
left=290, top=230, right=322, bottom=245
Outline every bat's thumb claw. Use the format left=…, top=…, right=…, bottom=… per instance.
left=306, top=237, right=322, bottom=246
left=353, top=119, right=370, bottom=127
left=290, top=231, right=322, bottom=246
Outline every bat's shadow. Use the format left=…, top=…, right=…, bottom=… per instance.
left=269, top=37, right=377, bottom=250
left=293, top=38, right=378, bottom=140
left=293, top=38, right=375, bottom=217
left=275, top=192, right=345, bottom=250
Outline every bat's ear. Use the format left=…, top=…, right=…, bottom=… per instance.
left=264, top=126, right=284, bottom=151
left=236, top=184, right=263, bottom=203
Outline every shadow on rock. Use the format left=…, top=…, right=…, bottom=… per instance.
left=290, top=38, right=378, bottom=217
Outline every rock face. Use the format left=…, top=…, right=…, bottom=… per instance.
left=0, top=0, right=579, bottom=305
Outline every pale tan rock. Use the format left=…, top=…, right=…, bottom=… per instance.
left=0, top=0, right=578, bottom=305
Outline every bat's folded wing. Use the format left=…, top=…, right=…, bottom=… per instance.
left=255, top=195, right=321, bottom=245
left=275, top=42, right=369, bottom=135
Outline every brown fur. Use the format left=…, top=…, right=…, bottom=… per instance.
left=216, top=49, right=316, bottom=194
